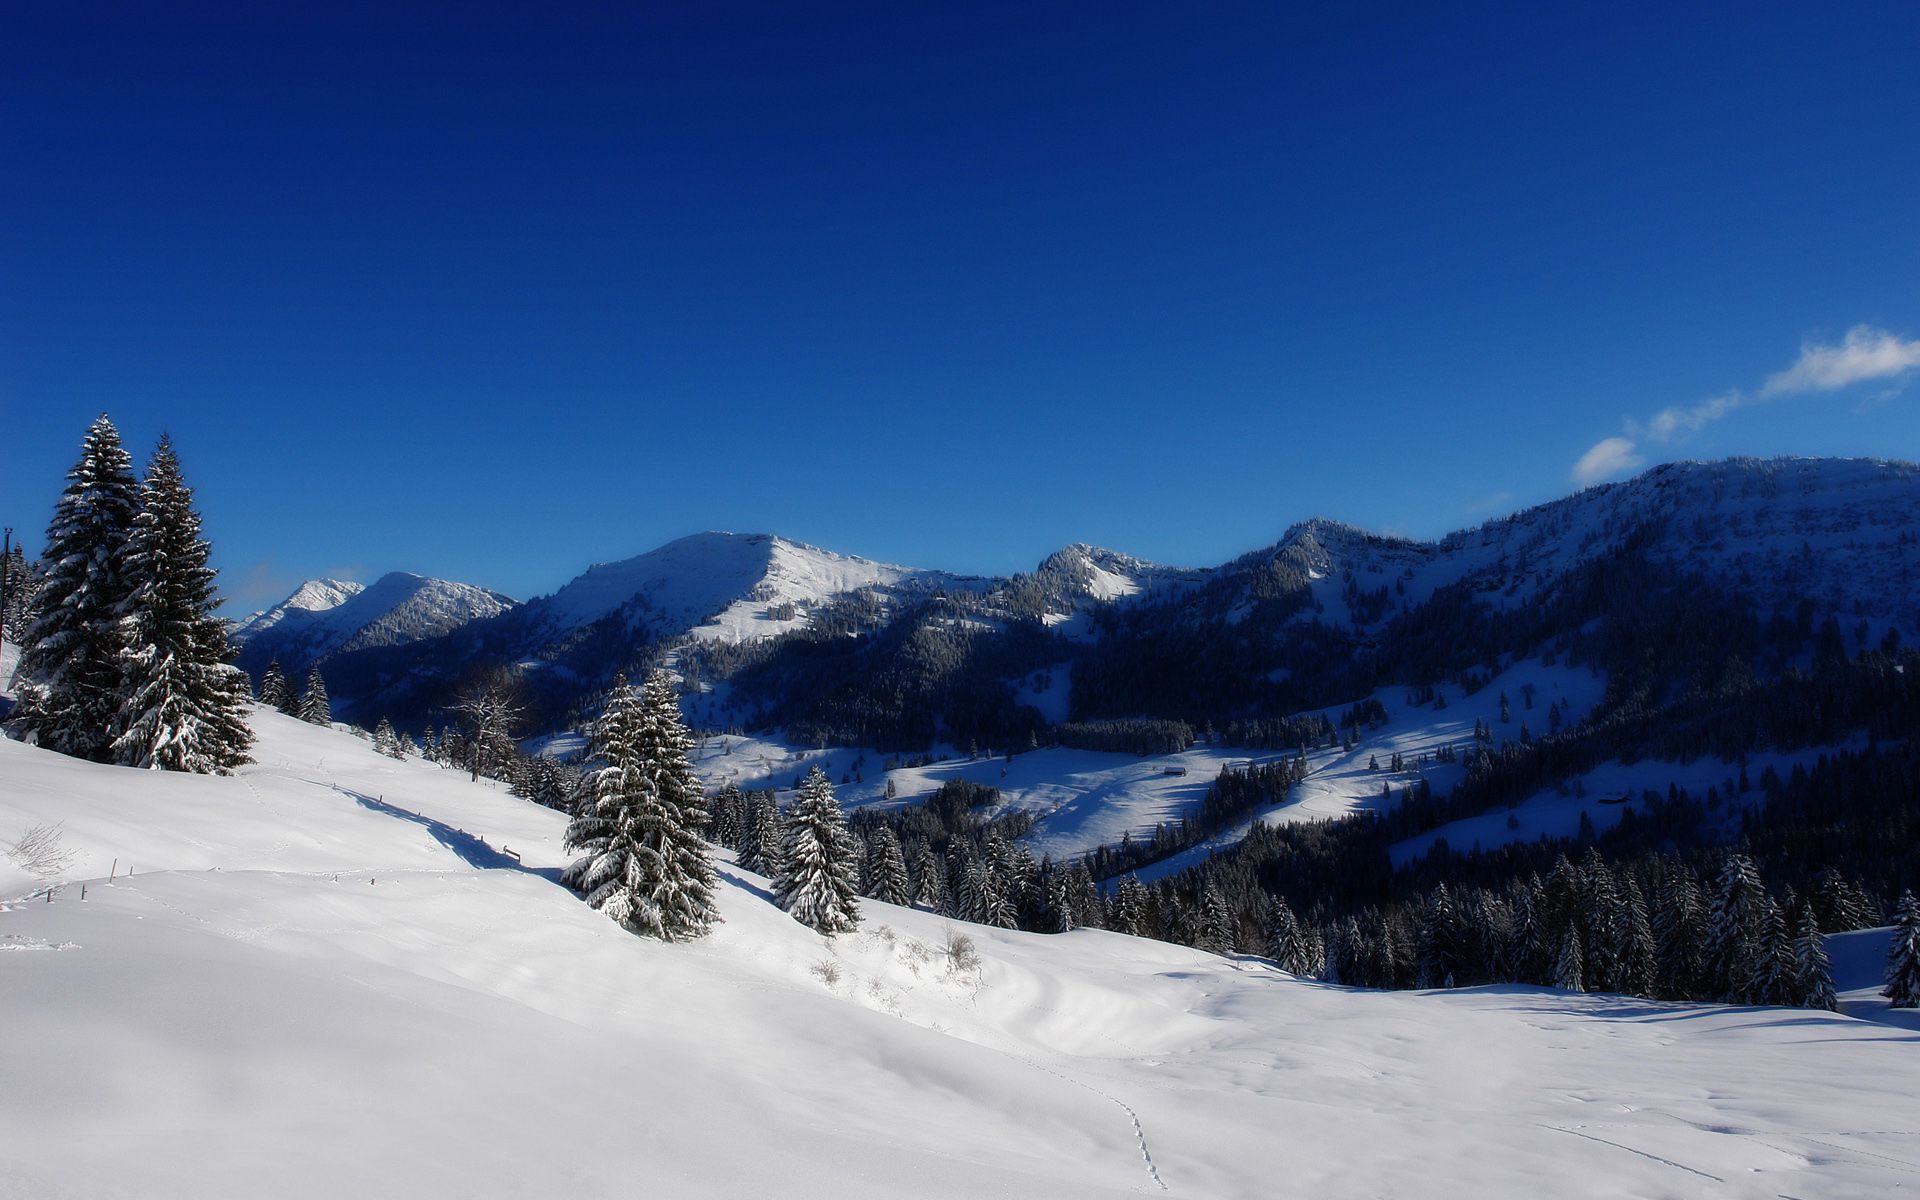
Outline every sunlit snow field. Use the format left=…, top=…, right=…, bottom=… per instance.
left=3, top=648, right=1918, bottom=1197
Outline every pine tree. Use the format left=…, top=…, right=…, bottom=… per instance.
left=773, top=766, right=861, bottom=935
left=299, top=669, right=331, bottom=726
left=1652, top=862, right=1707, bottom=1000
left=373, top=717, right=398, bottom=758
left=1750, top=897, right=1796, bottom=1007
left=1792, top=907, right=1837, bottom=1012
left=561, top=673, right=720, bottom=942
left=12, top=415, right=140, bottom=759
left=1885, top=890, right=1920, bottom=1009
left=1196, top=884, right=1236, bottom=954
left=738, top=790, right=784, bottom=876
left=1553, top=926, right=1585, bottom=993
left=1112, top=875, right=1147, bottom=937
left=1616, top=876, right=1657, bottom=998
left=862, top=827, right=911, bottom=906
left=707, top=783, right=745, bottom=848
left=1415, top=883, right=1461, bottom=988
left=258, top=659, right=292, bottom=712
left=907, top=839, right=943, bottom=910
left=106, top=438, right=254, bottom=773
left=1264, top=894, right=1316, bottom=975
left=1705, top=854, right=1770, bottom=1002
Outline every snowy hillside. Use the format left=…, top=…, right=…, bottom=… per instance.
left=3, top=706, right=1918, bottom=1197
left=233, top=571, right=516, bottom=676
left=231, top=576, right=364, bottom=638
left=1264, top=457, right=1920, bottom=638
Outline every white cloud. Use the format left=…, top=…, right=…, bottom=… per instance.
left=1639, top=391, right=1742, bottom=444
left=1571, top=436, right=1644, bottom=484
left=1762, top=325, right=1920, bottom=396
left=1570, top=323, right=1916, bottom=482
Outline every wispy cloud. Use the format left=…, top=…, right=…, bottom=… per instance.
left=1571, top=324, right=1919, bottom=483
left=1462, top=489, right=1515, bottom=515
left=1762, top=326, right=1920, bottom=396
left=1572, top=437, right=1644, bottom=484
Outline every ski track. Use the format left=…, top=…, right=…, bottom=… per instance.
left=1536, top=1124, right=1725, bottom=1184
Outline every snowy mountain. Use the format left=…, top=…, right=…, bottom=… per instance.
left=231, top=577, right=364, bottom=639
left=232, top=571, right=517, bottom=678
left=521, top=531, right=966, bottom=645
left=2, top=697, right=1916, bottom=1198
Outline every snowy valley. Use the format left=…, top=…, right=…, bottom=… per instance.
left=3, top=699, right=1918, bottom=1199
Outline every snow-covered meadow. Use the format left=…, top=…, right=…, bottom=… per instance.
left=4, top=690, right=1919, bottom=1197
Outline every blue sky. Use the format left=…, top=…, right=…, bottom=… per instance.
left=4, top=3, right=1917, bottom=610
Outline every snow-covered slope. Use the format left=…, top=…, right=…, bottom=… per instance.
left=3, top=712, right=1918, bottom=1198
left=520, top=531, right=960, bottom=645
left=232, top=571, right=516, bottom=675
left=1259, top=457, right=1920, bottom=637
left=231, top=577, right=364, bottom=639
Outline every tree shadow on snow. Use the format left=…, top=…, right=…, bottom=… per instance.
left=337, top=787, right=563, bottom=883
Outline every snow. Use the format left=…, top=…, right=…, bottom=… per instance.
left=232, top=572, right=515, bottom=666
left=525, top=531, right=959, bottom=645
left=3, top=708, right=1919, bottom=1197
left=231, top=577, right=363, bottom=639
left=689, top=658, right=1603, bottom=870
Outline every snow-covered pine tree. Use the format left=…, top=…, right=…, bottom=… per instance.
left=107, top=436, right=255, bottom=773
left=299, top=669, right=331, bottom=726
left=1616, top=876, right=1657, bottom=997
left=1504, top=876, right=1550, bottom=985
left=738, top=790, right=784, bottom=876
left=1652, top=862, right=1707, bottom=1000
left=906, top=838, right=943, bottom=910
left=863, top=826, right=910, bottom=906
left=258, top=659, right=292, bottom=712
left=1415, top=883, right=1461, bottom=988
left=373, top=717, right=398, bottom=758
left=1792, top=907, right=1837, bottom=1011
left=561, top=674, right=720, bottom=942
left=11, top=415, right=140, bottom=760
left=1885, top=890, right=1920, bottom=1009
left=1750, top=897, right=1796, bottom=1007
left=1112, top=875, right=1148, bottom=937
left=1705, top=854, right=1770, bottom=1002
left=707, top=783, right=745, bottom=848
left=1264, top=894, right=1311, bottom=974
left=0, top=544, right=36, bottom=639
left=629, top=668, right=720, bottom=939
left=1553, top=926, right=1585, bottom=993
left=773, top=765, right=862, bottom=935
left=1196, top=884, right=1236, bottom=954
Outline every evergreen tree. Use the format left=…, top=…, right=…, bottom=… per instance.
left=1196, top=884, right=1236, bottom=954
left=1792, top=907, right=1837, bottom=1012
left=1616, top=876, right=1657, bottom=997
left=373, top=717, right=398, bottom=758
left=738, top=790, right=784, bottom=876
left=1415, top=883, right=1462, bottom=988
left=106, top=438, right=254, bottom=773
left=1553, top=926, right=1585, bottom=993
left=707, top=783, right=745, bottom=848
left=12, top=415, right=140, bottom=759
left=906, top=839, right=943, bottom=909
left=1264, top=894, right=1317, bottom=975
left=258, top=659, right=292, bottom=712
left=1886, top=890, right=1920, bottom=1009
left=1112, top=875, right=1148, bottom=936
left=560, top=673, right=720, bottom=942
left=1652, top=863, right=1707, bottom=1000
left=1705, top=854, right=1769, bottom=1002
left=773, top=766, right=862, bottom=935
left=1750, top=897, right=1796, bottom=1007
left=299, top=669, right=331, bottom=726
left=863, top=826, right=911, bottom=906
